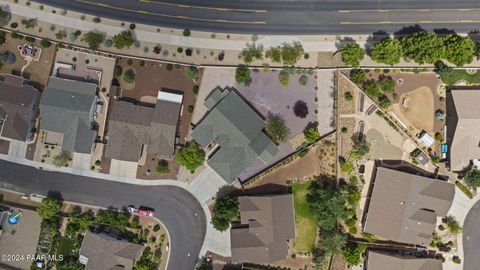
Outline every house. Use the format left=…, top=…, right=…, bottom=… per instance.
left=39, top=77, right=98, bottom=154
left=230, top=194, right=295, bottom=264
left=366, top=251, right=442, bottom=270
left=0, top=74, right=40, bottom=142
left=191, top=88, right=279, bottom=183
left=446, top=89, right=480, bottom=171
left=105, top=90, right=182, bottom=163
left=79, top=231, right=145, bottom=270
left=363, top=167, right=454, bottom=246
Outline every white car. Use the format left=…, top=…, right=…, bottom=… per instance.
left=126, top=205, right=137, bottom=213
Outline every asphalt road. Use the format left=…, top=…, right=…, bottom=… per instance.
left=33, top=0, right=480, bottom=34
left=463, top=199, right=480, bottom=270
left=0, top=160, right=206, bottom=270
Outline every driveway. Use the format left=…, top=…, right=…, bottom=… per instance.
left=109, top=159, right=138, bottom=178
left=7, top=140, right=27, bottom=158
left=189, top=166, right=228, bottom=203
left=0, top=160, right=206, bottom=270
left=72, top=153, right=92, bottom=170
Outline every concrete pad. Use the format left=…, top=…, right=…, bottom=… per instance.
left=7, top=140, right=27, bottom=158
left=109, top=159, right=138, bottom=179
left=72, top=153, right=92, bottom=170
left=189, top=166, right=228, bottom=203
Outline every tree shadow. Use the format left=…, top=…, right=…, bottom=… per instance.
left=433, top=28, right=456, bottom=36
left=365, top=30, right=389, bottom=53
left=243, top=183, right=290, bottom=196
left=334, top=36, right=356, bottom=51
left=46, top=190, right=63, bottom=202
left=468, top=30, right=480, bottom=43
left=394, top=24, right=425, bottom=38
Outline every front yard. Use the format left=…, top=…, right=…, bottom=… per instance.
left=291, top=181, right=318, bottom=254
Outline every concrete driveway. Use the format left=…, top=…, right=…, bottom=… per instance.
left=189, top=166, right=228, bottom=204
left=7, top=140, right=27, bottom=158
left=72, top=153, right=92, bottom=170
left=110, top=159, right=138, bottom=178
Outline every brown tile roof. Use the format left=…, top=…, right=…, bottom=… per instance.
left=79, top=231, right=145, bottom=270
left=231, top=194, right=295, bottom=264
left=448, top=89, right=480, bottom=171
left=366, top=251, right=442, bottom=270
left=0, top=74, right=39, bottom=141
left=363, top=167, right=454, bottom=246
left=105, top=96, right=181, bottom=162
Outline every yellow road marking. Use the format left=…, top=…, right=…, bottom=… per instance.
left=340, top=20, right=480, bottom=25
left=75, top=0, right=266, bottom=24
left=338, top=8, right=480, bottom=13
left=139, top=0, right=267, bottom=13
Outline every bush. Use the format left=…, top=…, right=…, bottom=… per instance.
left=378, top=75, right=395, bottom=93
left=235, top=65, right=251, bottom=85
left=304, top=127, right=320, bottom=144
left=349, top=69, right=366, bottom=85
left=342, top=243, right=366, bottom=267
left=67, top=32, right=77, bottom=42
left=127, top=59, right=133, bottom=65
left=81, top=31, right=104, bottom=50
left=304, top=53, right=310, bottom=59
left=53, top=151, right=70, bottom=167
left=265, top=115, right=290, bottom=143
left=177, top=47, right=183, bottom=53
left=378, top=95, right=391, bottom=109
left=240, top=42, right=263, bottom=64
left=92, top=17, right=101, bottom=23
left=183, top=29, right=191, bottom=36
left=456, top=181, right=473, bottom=199
left=464, top=168, right=480, bottom=189
left=192, top=85, right=199, bottom=94
left=166, top=63, right=173, bottom=70
left=278, top=69, right=290, bottom=86
left=453, top=256, right=461, bottom=264
left=340, top=158, right=355, bottom=173
left=363, top=80, right=381, bottom=98
left=293, top=100, right=309, bottom=118
left=139, top=60, right=145, bottom=67
left=129, top=23, right=136, bottom=30
left=25, top=36, right=35, bottom=42
left=10, top=31, right=23, bottom=39
left=114, top=65, right=123, bottom=76
left=155, top=160, right=170, bottom=174
left=0, top=7, right=11, bottom=27
left=185, top=66, right=199, bottom=81
left=122, top=68, right=136, bottom=84
left=266, top=42, right=304, bottom=65
left=443, top=215, right=463, bottom=234
left=339, top=43, right=365, bottom=67
left=4, top=51, right=15, bottom=64
left=344, top=91, right=353, bottom=101
left=21, top=18, right=37, bottom=29
left=112, top=30, right=135, bottom=49
left=10, top=22, right=18, bottom=28
left=175, top=141, right=205, bottom=172
left=211, top=195, right=239, bottom=232
left=187, top=105, right=194, bottom=113
left=299, top=74, right=308, bottom=85
left=104, top=39, right=113, bottom=47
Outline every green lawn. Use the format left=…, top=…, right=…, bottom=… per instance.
left=291, top=181, right=318, bottom=253
left=440, top=69, right=480, bottom=86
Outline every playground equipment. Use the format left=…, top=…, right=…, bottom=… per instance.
left=7, top=211, right=22, bottom=225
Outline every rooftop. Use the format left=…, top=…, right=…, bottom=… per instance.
left=363, top=167, right=454, bottom=246
left=366, top=251, right=442, bottom=270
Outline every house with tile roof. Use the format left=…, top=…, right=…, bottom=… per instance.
left=191, top=88, right=279, bottom=184
left=366, top=251, right=442, bottom=270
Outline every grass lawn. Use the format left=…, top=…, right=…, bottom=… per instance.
left=291, top=181, right=318, bottom=253
left=440, top=69, right=480, bottom=86
left=56, top=237, right=75, bottom=260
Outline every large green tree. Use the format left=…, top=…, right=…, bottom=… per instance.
left=211, top=195, right=239, bottom=232
left=81, top=31, right=105, bottom=50
left=112, top=30, right=135, bottom=49
left=370, top=37, right=403, bottom=66
left=443, top=34, right=475, bottom=67
left=175, top=141, right=205, bottom=172
left=363, top=80, right=381, bottom=98
left=342, top=243, right=367, bottom=267
left=401, top=32, right=445, bottom=64
left=339, top=43, right=365, bottom=67
left=37, top=197, right=61, bottom=220
left=350, top=140, right=371, bottom=160
left=464, top=168, right=480, bottom=189
left=349, top=69, right=366, bottom=85
left=265, top=115, right=290, bottom=143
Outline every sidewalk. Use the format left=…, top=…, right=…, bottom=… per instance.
left=0, top=153, right=232, bottom=259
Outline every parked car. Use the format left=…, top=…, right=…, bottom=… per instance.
left=126, top=205, right=137, bottom=213
left=138, top=206, right=155, bottom=217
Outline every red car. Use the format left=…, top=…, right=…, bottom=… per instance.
left=138, top=207, right=155, bottom=217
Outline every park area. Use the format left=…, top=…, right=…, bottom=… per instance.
left=439, top=68, right=480, bottom=86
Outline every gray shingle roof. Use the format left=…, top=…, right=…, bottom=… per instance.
left=363, top=167, right=455, bottom=245
left=366, top=251, right=443, bottom=270
left=191, top=88, right=279, bottom=183
left=0, top=75, right=39, bottom=141
left=39, top=77, right=97, bottom=154
left=79, top=231, right=145, bottom=270
left=105, top=97, right=181, bottom=162
left=231, top=194, right=295, bottom=264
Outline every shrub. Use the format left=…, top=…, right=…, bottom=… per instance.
left=129, top=23, right=136, bottom=30
left=122, top=68, right=136, bottom=84
left=53, top=151, right=70, bottom=167
left=25, top=36, right=35, bottom=42
left=341, top=127, right=348, bottom=133
left=166, top=63, right=173, bottom=70
left=299, top=74, right=308, bottom=85
left=92, top=17, right=101, bottom=23
left=175, top=141, right=205, bottom=172
left=344, top=91, right=353, bottom=101
left=378, top=95, right=392, bottom=109
left=185, top=66, right=199, bottom=81
left=0, top=7, right=10, bottom=27
left=265, top=115, right=290, bottom=143
left=339, top=43, right=365, bottom=67
left=183, top=29, right=191, bottom=36
left=211, top=195, right=239, bottom=232
left=139, top=60, right=145, bottom=67
left=127, top=59, right=133, bottom=65
left=67, top=32, right=77, bottom=42
left=342, top=243, right=366, bottom=267
left=155, top=160, right=170, bottom=174
left=81, top=31, right=104, bottom=50
left=464, top=168, right=480, bottom=189
left=10, top=31, right=23, bottom=39
left=378, top=75, right=395, bottom=93
left=192, top=85, right=199, bottom=95
left=104, top=39, right=113, bottom=47
left=304, top=127, right=320, bottom=144
left=177, top=47, right=183, bottom=53
left=304, top=53, right=310, bottom=59
left=278, top=69, right=290, bottom=86
left=187, top=105, right=194, bottom=113
left=349, top=69, right=366, bottom=85
left=10, top=22, right=18, bottom=28
left=340, top=158, right=355, bottom=173
left=112, top=30, right=135, bottom=49
left=363, top=80, right=381, bottom=98
left=21, top=18, right=37, bottom=29
left=235, top=65, right=251, bottom=85
left=240, top=42, right=263, bottom=64
left=453, top=256, right=461, bottom=264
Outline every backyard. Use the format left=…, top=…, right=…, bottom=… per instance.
left=439, top=69, right=480, bottom=86
left=291, top=181, right=318, bottom=254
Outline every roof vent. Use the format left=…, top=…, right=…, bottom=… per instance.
left=400, top=201, right=405, bottom=205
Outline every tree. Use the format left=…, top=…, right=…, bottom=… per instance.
left=304, top=127, right=320, bottom=144
left=442, top=215, right=463, bottom=234
left=378, top=95, right=392, bottom=109
left=185, top=66, right=199, bottom=81
left=378, top=75, right=395, bottom=93
left=211, top=195, right=239, bottom=231
left=53, top=151, right=70, bottom=167
left=307, top=181, right=349, bottom=232
left=37, top=197, right=61, bottom=220
left=66, top=208, right=94, bottom=237
left=112, top=30, right=135, bottom=49
left=350, top=140, right=370, bottom=160
left=235, top=65, right=251, bottom=85
left=265, top=46, right=282, bottom=63
left=281, top=42, right=304, bottom=65
left=155, top=160, right=170, bottom=174
left=95, top=209, right=130, bottom=232
left=344, top=91, right=353, bottom=101
left=443, top=34, right=474, bottom=66
left=81, top=31, right=105, bottom=50
left=464, top=168, right=480, bottom=188
left=175, top=141, right=205, bottom=172
left=293, top=100, right=309, bottom=118
left=349, top=69, right=366, bottom=85
left=370, top=37, right=403, bottom=65
left=265, top=115, right=290, bottom=143
left=123, top=68, right=136, bottom=84
left=339, top=43, right=365, bottom=67
left=21, top=18, right=37, bottom=29
left=240, top=42, right=263, bottom=64
left=401, top=32, right=445, bottom=64
left=340, top=158, right=355, bottom=173
left=321, top=230, right=347, bottom=255
left=0, top=7, right=11, bottom=26
left=278, top=69, right=290, bottom=86
left=342, top=243, right=367, bottom=267
left=4, top=51, right=15, bottom=64
left=363, top=80, right=381, bottom=98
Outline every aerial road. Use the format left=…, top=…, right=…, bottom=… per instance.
left=0, top=160, right=206, bottom=270
left=33, top=0, right=480, bottom=34
left=464, top=199, right=480, bottom=270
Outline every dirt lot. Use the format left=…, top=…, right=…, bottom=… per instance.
left=244, top=133, right=336, bottom=195
left=399, top=86, right=435, bottom=132
left=338, top=73, right=357, bottom=115
left=338, top=117, right=356, bottom=158
left=0, top=34, right=55, bottom=90
left=115, top=58, right=197, bottom=145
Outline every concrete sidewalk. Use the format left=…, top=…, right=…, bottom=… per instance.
left=0, top=153, right=232, bottom=259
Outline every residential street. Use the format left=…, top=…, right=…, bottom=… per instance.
left=463, top=198, right=480, bottom=270
left=0, top=160, right=206, bottom=270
